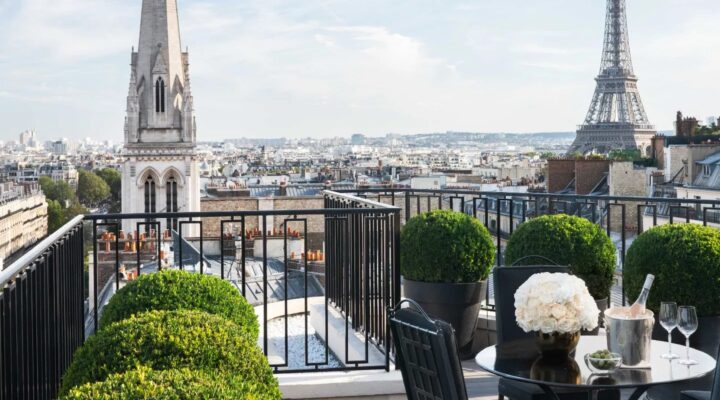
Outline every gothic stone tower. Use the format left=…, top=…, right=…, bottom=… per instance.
left=121, top=0, right=199, bottom=232
left=570, top=0, right=656, bottom=155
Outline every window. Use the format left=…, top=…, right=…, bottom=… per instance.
left=703, top=165, right=712, bottom=176
left=144, top=176, right=156, bottom=213
left=166, top=175, right=178, bottom=231
left=155, top=77, right=165, bottom=113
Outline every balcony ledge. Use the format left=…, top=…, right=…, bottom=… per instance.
left=278, top=369, right=405, bottom=399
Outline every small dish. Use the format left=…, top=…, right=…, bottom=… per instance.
left=584, top=351, right=622, bottom=374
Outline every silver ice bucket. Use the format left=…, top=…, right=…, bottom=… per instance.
left=603, top=307, right=654, bottom=368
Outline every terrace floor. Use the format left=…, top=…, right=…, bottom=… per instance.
left=463, top=360, right=500, bottom=400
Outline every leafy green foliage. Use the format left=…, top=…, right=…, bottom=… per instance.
left=60, top=310, right=275, bottom=395
left=608, top=149, right=641, bottom=161
left=60, top=367, right=281, bottom=400
left=625, top=224, right=720, bottom=317
left=401, top=210, right=495, bottom=283
left=694, top=123, right=719, bottom=136
left=100, top=270, right=258, bottom=339
left=504, top=214, right=616, bottom=300
left=40, top=176, right=76, bottom=206
left=77, top=170, right=110, bottom=207
left=95, top=168, right=121, bottom=212
left=95, top=168, right=121, bottom=198
left=39, top=177, right=88, bottom=233
left=47, top=200, right=66, bottom=233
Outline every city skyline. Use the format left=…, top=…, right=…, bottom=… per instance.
left=0, top=0, right=719, bottom=141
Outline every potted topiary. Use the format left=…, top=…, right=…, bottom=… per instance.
left=100, top=270, right=259, bottom=340
left=401, top=210, right=495, bottom=357
left=625, top=223, right=720, bottom=398
left=504, top=214, right=616, bottom=312
left=625, top=223, right=720, bottom=352
left=60, top=367, right=282, bottom=400
left=60, top=310, right=275, bottom=395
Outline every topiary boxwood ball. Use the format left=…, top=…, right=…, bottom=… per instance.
left=625, top=224, right=720, bottom=317
left=401, top=210, right=495, bottom=283
left=100, top=269, right=258, bottom=339
left=504, top=214, right=616, bottom=300
left=60, top=367, right=281, bottom=400
left=60, top=310, right=276, bottom=395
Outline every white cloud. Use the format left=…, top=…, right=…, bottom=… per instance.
left=0, top=0, right=719, bottom=139
left=2, top=0, right=135, bottom=62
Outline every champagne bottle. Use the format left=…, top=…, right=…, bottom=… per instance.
left=629, top=274, right=655, bottom=317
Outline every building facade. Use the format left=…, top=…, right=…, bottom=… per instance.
left=0, top=182, right=47, bottom=269
left=121, top=0, right=200, bottom=232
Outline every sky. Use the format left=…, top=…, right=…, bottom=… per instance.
left=0, top=0, right=719, bottom=142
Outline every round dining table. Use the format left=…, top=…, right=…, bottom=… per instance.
left=475, top=336, right=716, bottom=400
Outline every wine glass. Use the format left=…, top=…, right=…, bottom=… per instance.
left=677, top=306, right=699, bottom=365
left=660, top=302, right=678, bottom=359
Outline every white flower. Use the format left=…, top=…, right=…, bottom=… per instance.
left=514, top=272, right=599, bottom=334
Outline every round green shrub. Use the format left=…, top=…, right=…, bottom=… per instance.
left=60, top=310, right=275, bottom=395
left=60, top=367, right=281, bottom=400
left=100, top=270, right=258, bottom=339
left=504, top=214, right=616, bottom=300
left=401, top=210, right=495, bottom=283
left=625, top=224, right=720, bottom=317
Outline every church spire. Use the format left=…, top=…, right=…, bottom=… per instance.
left=138, top=0, right=183, bottom=74
left=127, top=0, right=193, bottom=142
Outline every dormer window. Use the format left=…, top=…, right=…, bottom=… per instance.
left=155, top=77, right=165, bottom=113
left=704, top=165, right=712, bottom=176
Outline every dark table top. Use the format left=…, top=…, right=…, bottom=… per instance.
left=475, top=336, right=716, bottom=389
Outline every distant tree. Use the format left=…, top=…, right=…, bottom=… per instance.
left=96, top=168, right=121, bottom=199
left=65, top=200, right=88, bottom=219
left=540, top=152, right=557, bottom=159
left=608, top=149, right=641, bottom=161
left=567, top=151, right=584, bottom=159
left=694, top=124, right=720, bottom=136
left=46, top=200, right=66, bottom=233
left=586, top=154, right=607, bottom=160
left=39, top=176, right=76, bottom=206
left=77, top=170, right=111, bottom=208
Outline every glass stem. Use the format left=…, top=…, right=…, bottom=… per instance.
left=686, top=336, right=690, bottom=360
left=668, top=331, right=672, bottom=354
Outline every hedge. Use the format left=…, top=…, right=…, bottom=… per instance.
left=504, top=214, right=616, bottom=300
left=60, top=310, right=275, bottom=395
left=625, top=223, right=720, bottom=317
left=100, top=270, right=258, bottom=340
left=401, top=210, right=495, bottom=283
left=60, top=367, right=281, bottom=400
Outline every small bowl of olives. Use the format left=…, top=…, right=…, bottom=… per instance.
left=584, top=350, right=622, bottom=374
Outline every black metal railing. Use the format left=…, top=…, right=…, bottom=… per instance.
left=0, top=216, right=85, bottom=400
left=0, top=191, right=402, bottom=399
left=9, top=186, right=720, bottom=398
left=336, top=188, right=720, bottom=306
left=83, top=191, right=401, bottom=374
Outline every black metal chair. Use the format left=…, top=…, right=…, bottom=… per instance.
left=680, top=345, right=720, bottom=400
left=494, top=259, right=603, bottom=400
left=389, top=299, right=468, bottom=400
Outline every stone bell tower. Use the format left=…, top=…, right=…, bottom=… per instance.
left=121, top=0, right=200, bottom=233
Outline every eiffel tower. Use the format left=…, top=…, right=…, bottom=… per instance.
left=569, top=0, right=655, bottom=155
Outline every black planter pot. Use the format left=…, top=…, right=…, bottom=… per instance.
left=647, top=315, right=720, bottom=399
left=403, top=279, right=487, bottom=360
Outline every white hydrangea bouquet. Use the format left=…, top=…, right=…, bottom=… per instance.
left=514, top=272, right=600, bottom=334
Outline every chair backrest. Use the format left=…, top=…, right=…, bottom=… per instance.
left=494, top=265, right=570, bottom=344
left=389, top=299, right=468, bottom=400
